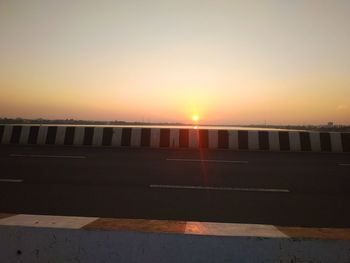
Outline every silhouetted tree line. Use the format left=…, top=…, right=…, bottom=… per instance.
left=0, top=118, right=349, bottom=132
left=0, top=118, right=183, bottom=126
left=242, top=124, right=350, bottom=132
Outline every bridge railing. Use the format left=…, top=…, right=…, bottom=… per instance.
left=1, top=125, right=349, bottom=152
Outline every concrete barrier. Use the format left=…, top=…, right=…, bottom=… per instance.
left=0, top=125, right=349, bottom=153
left=0, top=213, right=349, bottom=262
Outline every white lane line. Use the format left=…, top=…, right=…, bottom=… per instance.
left=150, top=184, right=290, bottom=193
left=0, top=179, right=23, bottom=183
left=166, top=158, right=248, bottom=164
left=9, top=154, right=86, bottom=159
left=338, top=163, right=350, bottom=166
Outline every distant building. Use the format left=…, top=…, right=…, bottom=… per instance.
left=327, top=122, right=334, bottom=127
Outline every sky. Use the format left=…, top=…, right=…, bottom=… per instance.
left=0, top=0, right=349, bottom=125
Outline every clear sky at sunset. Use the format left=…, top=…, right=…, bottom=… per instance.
left=0, top=0, right=349, bottom=124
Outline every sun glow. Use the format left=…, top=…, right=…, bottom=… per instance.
left=192, top=115, right=199, bottom=122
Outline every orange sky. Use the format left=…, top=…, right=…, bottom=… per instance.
left=0, top=0, right=349, bottom=124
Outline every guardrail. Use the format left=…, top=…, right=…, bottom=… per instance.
left=1, top=213, right=350, bottom=262
left=0, top=125, right=349, bottom=152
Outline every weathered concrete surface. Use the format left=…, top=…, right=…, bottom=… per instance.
left=83, top=218, right=350, bottom=240
left=0, top=214, right=98, bottom=229
left=1, top=215, right=350, bottom=263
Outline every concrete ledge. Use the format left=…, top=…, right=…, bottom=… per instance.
left=83, top=218, right=350, bottom=240
left=0, top=213, right=15, bottom=219
left=0, top=213, right=350, bottom=262
left=1, top=124, right=350, bottom=153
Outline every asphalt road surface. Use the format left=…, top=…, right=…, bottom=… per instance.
left=0, top=145, right=349, bottom=228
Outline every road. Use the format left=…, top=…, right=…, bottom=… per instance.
left=0, top=145, right=349, bottom=228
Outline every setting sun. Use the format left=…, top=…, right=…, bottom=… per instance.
left=0, top=1, right=349, bottom=125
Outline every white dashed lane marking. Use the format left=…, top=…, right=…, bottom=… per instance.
left=0, top=179, right=23, bottom=183
left=9, top=154, right=86, bottom=159
left=166, top=158, right=248, bottom=164
left=150, top=184, right=290, bottom=193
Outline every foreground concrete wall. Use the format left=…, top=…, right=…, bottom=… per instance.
left=1, top=124, right=349, bottom=152
left=1, top=226, right=349, bottom=263
left=0, top=214, right=350, bottom=263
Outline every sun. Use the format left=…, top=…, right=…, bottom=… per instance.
left=192, top=114, right=199, bottom=122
